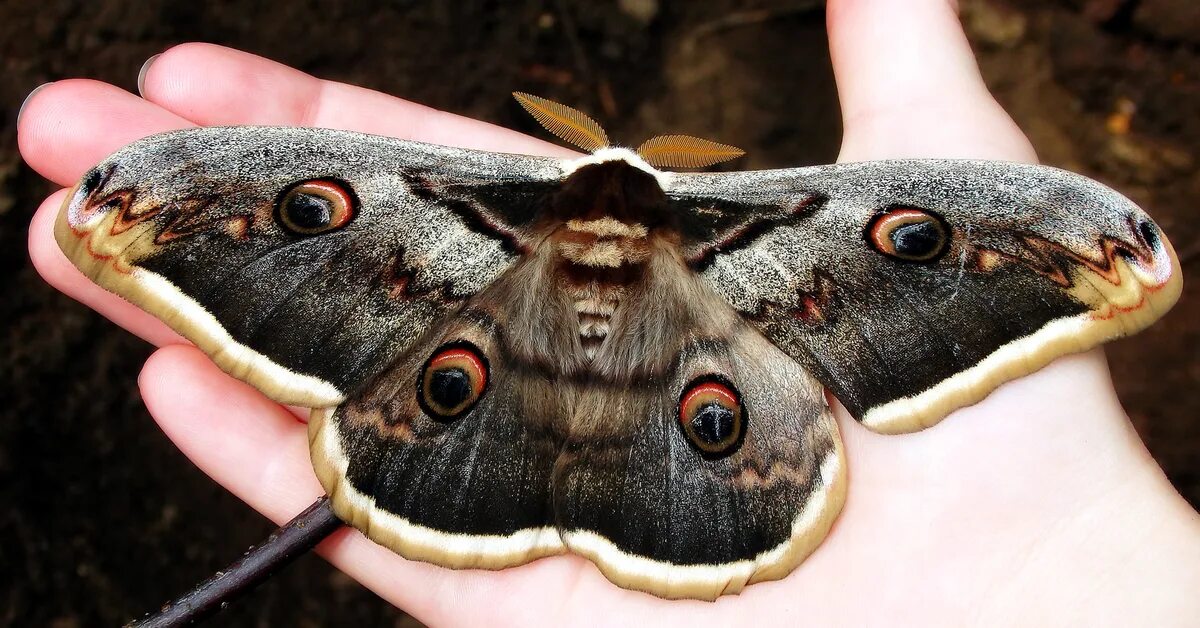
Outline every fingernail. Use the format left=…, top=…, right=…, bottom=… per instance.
left=137, top=54, right=160, bottom=96
left=17, top=82, right=52, bottom=128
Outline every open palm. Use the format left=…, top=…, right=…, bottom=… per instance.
left=20, top=1, right=1199, bottom=625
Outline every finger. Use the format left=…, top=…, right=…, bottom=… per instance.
left=826, top=0, right=1036, bottom=161
left=17, top=79, right=194, bottom=186
left=29, top=190, right=184, bottom=347
left=139, top=43, right=576, bottom=156
left=20, top=79, right=201, bottom=347
left=139, top=346, right=317, bottom=505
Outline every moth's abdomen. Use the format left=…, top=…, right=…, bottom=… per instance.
left=554, top=218, right=653, bottom=359
left=546, top=158, right=674, bottom=361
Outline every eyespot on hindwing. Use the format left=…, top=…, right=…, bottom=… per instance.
left=678, top=375, right=746, bottom=458
left=418, top=342, right=490, bottom=421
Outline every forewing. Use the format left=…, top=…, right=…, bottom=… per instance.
left=56, top=126, right=562, bottom=406
left=666, top=160, right=1182, bottom=433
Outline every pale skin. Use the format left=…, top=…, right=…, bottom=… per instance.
left=18, top=0, right=1200, bottom=625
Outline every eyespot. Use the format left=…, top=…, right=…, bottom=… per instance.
left=678, top=376, right=746, bottom=458
left=276, top=179, right=356, bottom=235
left=865, top=207, right=950, bottom=262
left=418, top=342, right=489, bottom=421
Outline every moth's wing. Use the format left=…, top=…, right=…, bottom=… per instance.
left=552, top=261, right=846, bottom=600
left=56, top=126, right=562, bottom=406
left=665, top=160, right=1182, bottom=433
left=309, top=252, right=577, bottom=567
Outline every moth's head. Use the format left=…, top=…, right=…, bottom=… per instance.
left=512, top=92, right=745, bottom=171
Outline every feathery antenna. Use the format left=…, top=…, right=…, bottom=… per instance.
left=513, top=92, right=609, bottom=152
left=636, top=135, right=746, bottom=168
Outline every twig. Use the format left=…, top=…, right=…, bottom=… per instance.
left=127, top=496, right=342, bottom=627
left=682, top=3, right=824, bottom=53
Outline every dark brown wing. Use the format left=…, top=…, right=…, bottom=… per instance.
left=548, top=251, right=845, bottom=600
left=666, top=159, right=1181, bottom=433
left=552, top=323, right=844, bottom=600
left=310, top=295, right=571, bottom=569
left=56, top=126, right=562, bottom=406
left=313, top=241, right=845, bottom=600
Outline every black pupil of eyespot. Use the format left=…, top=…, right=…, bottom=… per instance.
left=429, top=367, right=472, bottom=410
left=691, top=401, right=736, bottom=445
left=285, top=192, right=333, bottom=230
left=890, top=220, right=942, bottom=257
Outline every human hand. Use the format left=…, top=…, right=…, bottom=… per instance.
left=20, top=0, right=1199, bottom=625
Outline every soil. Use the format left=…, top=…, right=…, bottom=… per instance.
left=1, top=1, right=1196, bottom=625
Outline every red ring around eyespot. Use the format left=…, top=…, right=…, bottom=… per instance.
left=302, top=180, right=356, bottom=230
left=867, top=209, right=930, bottom=252
left=277, top=179, right=357, bottom=234
left=865, top=207, right=949, bottom=262
left=428, top=347, right=488, bottom=397
left=680, top=381, right=738, bottom=419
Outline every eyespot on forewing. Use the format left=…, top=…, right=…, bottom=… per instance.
left=276, top=179, right=357, bottom=235
left=865, top=207, right=950, bottom=262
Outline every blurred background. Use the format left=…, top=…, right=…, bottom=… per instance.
left=1, top=0, right=1196, bottom=625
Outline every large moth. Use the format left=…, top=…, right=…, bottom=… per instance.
left=56, top=93, right=1182, bottom=601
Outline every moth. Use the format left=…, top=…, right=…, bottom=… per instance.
left=56, top=93, right=1182, bottom=601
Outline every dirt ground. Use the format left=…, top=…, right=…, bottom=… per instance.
left=1, top=1, right=1196, bottom=625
